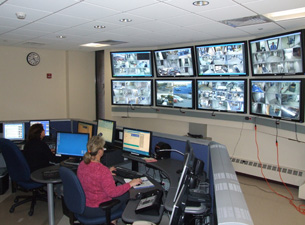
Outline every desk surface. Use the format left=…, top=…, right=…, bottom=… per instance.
left=31, top=165, right=62, bottom=184
left=122, top=154, right=183, bottom=211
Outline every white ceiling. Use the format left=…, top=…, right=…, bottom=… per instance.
left=0, top=0, right=305, bottom=52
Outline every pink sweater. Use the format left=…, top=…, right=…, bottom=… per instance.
left=77, top=161, right=130, bottom=208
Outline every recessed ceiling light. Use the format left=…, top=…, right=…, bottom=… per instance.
left=193, top=1, right=209, bottom=6
left=119, top=18, right=132, bottom=22
left=94, top=25, right=106, bottom=29
left=56, top=35, right=66, bottom=39
left=81, top=43, right=110, bottom=47
left=16, top=12, right=26, bottom=20
left=264, top=7, right=305, bottom=21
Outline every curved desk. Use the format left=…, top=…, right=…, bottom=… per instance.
left=31, top=165, right=61, bottom=225
left=122, top=153, right=183, bottom=211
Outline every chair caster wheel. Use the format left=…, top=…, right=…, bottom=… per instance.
left=9, top=208, right=15, bottom=213
left=28, top=210, right=34, bottom=216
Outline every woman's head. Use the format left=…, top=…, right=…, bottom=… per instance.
left=83, top=135, right=105, bottom=164
left=27, top=123, right=45, bottom=141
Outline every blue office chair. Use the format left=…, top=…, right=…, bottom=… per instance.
left=59, top=166, right=124, bottom=225
left=0, top=138, right=46, bottom=216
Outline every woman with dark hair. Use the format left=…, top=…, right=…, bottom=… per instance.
left=23, top=123, right=57, bottom=172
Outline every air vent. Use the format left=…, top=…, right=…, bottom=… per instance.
left=220, top=15, right=272, bottom=28
left=231, top=157, right=304, bottom=177
left=96, top=40, right=127, bottom=46
left=23, top=42, right=45, bottom=46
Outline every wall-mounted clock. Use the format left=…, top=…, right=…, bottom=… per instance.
left=27, top=52, right=40, bottom=66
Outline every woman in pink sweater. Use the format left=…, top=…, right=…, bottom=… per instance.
left=77, top=135, right=142, bottom=221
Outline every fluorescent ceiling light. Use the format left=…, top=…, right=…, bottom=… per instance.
left=81, top=43, right=110, bottom=47
left=264, top=7, right=305, bottom=21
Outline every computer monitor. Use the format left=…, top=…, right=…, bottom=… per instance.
left=3, top=122, right=25, bottom=141
left=77, top=122, right=93, bottom=138
left=196, top=79, right=247, bottom=113
left=249, top=30, right=304, bottom=76
left=195, top=41, right=248, bottom=76
left=29, top=120, right=50, bottom=136
left=111, top=79, right=153, bottom=106
left=153, top=46, right=195, bottom=77
left=250, top=79, right=304, bottom=122
left=110, top=50, right=153, bottom=77
left=173, top=141, right=195, bottom=203
left=155, top=79, right=194, bottom=109
left=97, top=119, right=116, bottom=145
left=122, top=128, right=152, bottom=157
left=56, top=132, right=89, bottom=157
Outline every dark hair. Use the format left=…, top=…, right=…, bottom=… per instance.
left=27, top=123, right=44, bottom=141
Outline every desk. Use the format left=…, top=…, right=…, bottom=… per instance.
left=120, top=154, right=183, bottom=224
left=31, top=165, right=61, bottom=225
left=122, top=153, right=183, bottom=211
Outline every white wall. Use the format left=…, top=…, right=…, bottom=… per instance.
left=0, top=46, right=95, bottom=121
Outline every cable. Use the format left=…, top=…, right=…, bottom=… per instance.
left=255, top=124, right=305, bottom=215
left=232, top=121, right=244, bottom=157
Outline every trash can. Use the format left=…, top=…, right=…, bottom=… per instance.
left=0, top=167, right=9, bottom=195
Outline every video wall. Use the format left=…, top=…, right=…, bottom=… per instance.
left=110, top=29, right=305, bottom=122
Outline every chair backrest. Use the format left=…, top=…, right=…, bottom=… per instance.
left=59, top=166, right=86, bottom=215
left=0, top=138, right=31, bottom=183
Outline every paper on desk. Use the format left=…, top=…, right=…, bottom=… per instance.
left=124, top=177, right=155, bottom=189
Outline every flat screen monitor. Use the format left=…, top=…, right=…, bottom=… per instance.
left=196, top=41, right=248, bottom=76
left=122, top=128, right=152, bottom=157
left=29, top=120, right=50, bottom=136
left=3, top=122, right=25, bottom=141
left=56, top=132, right=89, bottom=157
left=154, top=46, right=195, bottom=77
left=77, top=122, right=93, bottom=138
left=111, top=79, right=153, bottom=106
left=110, top=50, right=153, bottom=77
left=173, top=141, right=195, bottom=203
left=250, top=79, right=304, bottom=122
left=155, top=79, right=194, bottom=109
left=97, top=119, right=116, bottom=144
left=249, top=30, right=305, bottom=76
left=197, top=79, right=246, bottom=113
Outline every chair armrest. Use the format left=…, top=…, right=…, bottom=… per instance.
left=99, top=199, right=120, bottom=211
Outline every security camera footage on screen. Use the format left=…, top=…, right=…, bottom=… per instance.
left=250, top=31, right=303, bottom=75
left=156, top=80, right=193, bottom=108
left=197, top=80, right=245, bottom=113
left=111, top=80, right=152, bottom=106
left=251, top=80, right=302, bottom=121
left=196, top=42, right=247, bottom=76
left=154, top=47, right=195, bottom=77
left=111, top=51, right=153, bottom=77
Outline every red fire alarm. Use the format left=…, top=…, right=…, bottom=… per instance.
left=47, top=73, right=52, bottom=79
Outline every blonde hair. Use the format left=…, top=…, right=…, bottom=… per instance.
left=83, top=135, right=105, bottom=164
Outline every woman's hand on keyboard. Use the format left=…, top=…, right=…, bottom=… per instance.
left=129, top=178, right=142, bottom=187
left=109, top=166, right=116, bottom=175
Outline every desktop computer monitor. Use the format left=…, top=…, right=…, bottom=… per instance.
left=3, top=122, right=25, bottom=141
left=122, top=127, right=152, bottom=157
left=29, top=120, right=50, bottom=136
left=56, top=132, right=89, bottom=157
left=97, top=119, right=116, bottom=145
left=77, top=122, right=93, bottom=138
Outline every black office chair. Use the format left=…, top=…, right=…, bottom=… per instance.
left=0, top=138, right=46, bottom=216
left=59, top=166, right=124, bottom=225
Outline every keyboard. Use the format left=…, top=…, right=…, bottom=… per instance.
left=64, top=158, right=81, bottom=165
left=114, top=166, right=143, bottom=179
left=42, top=169, right=60, bottom=179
